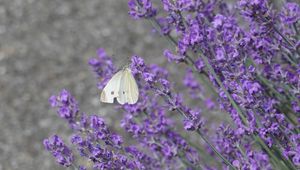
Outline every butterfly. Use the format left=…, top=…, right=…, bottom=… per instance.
left=100, top=67, right=139, bottom=105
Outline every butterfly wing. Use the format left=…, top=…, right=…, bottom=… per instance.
left=117, top=68, right=139, bottom=105
left=100, top=70, right=123, bottom=103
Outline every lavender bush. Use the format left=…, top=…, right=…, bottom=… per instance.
left=44, top=0, right=299, bottom=169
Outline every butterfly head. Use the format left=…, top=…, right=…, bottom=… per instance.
left=121, top=63, right=131, bottom=71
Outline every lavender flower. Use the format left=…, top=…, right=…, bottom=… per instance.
left=164, top=49, right=185, bottom=63
left=280, top=3, right=300, bottom=25
left=128, top=0, right=157, bottom=19
left=88, top=48, right=115, bottom=89
left=43, top=135, right=74, bottom=167
left=46, top=89, right=161, bottom=169
left=49, top=89, right=78, bottom=124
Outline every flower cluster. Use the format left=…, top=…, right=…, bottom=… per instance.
left=280, top=2, right=300, bottom=25
left=43, top=135, right=74, bottom=167
left=128, top=0, right=157, bottom=19
left=128, top=0, right=300, bottom=169
left=49, top=89, right=79, bottom=124
left=45, top=89, right=162, bottom=169
left=44, top=0, right=299, bottom=169
left=88, top=48, right=115, bottom=89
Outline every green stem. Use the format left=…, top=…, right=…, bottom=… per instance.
left=236, top=144, right=249, bottom=162
left=200, top=54, right=249, bottom=126
left=147, top=16, right=218, bottom=98
left=272, top=139, right=298, bottom=170
left=293, top=23, right=299, bottom=36
left=196, top=71, right=219, bottom=98
left=256, top=75, right=299, bottom=123
left=273, top=28, right=298, bottom=54
left=179, top=115, right=223, bottom=169
left=248, top=57, right=299, bottom=103
left=177, top=152, right=201, bottom=170
left=247, top=58, right=300, bottom=129
left=283, top=52, right=297, bottom=67
left=197, top=129, right=236, bottom=170
left=158, top=90, right=236, bottom=169
left=174, top=107, right=235, bottom=169
left=253, top=134, right=290, bottom=170
left=199, top=53, right=290, bottom=169
left=71, top=164, right=79, bottom=170
left=142, top=111, right=205, bottom=168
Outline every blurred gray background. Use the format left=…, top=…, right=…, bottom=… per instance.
left=0, top=0, right=167, bottom=169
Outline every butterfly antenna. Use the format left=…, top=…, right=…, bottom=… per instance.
left=127, top=55, right=131, bottom=64
left=122, top=56, right=131, bottom=69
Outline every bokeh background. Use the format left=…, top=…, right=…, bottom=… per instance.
left=0, top=0, right=168, bottom=169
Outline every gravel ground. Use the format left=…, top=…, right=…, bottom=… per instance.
left=0, top=0, right=167, bottom=169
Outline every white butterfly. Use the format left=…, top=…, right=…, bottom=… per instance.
left=100, top=67, right=139, bottom=105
